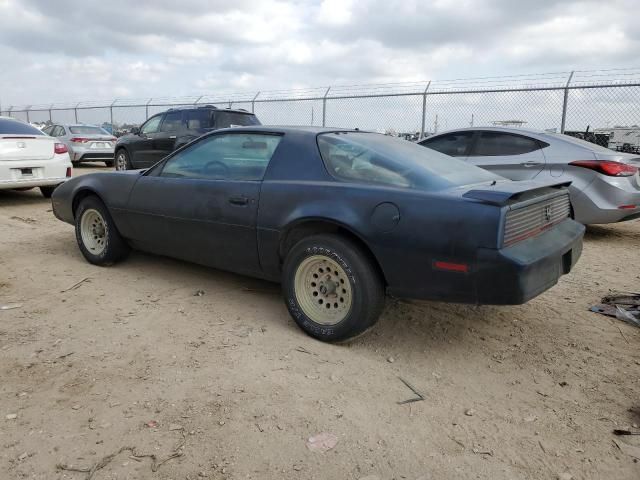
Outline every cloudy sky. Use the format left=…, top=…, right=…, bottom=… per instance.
left=1, top=0, right=638, bottom=107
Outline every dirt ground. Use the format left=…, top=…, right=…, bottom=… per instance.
left=1, top=164, right=639, bottom=480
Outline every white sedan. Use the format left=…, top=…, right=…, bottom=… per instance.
left=0, top=116, right=72, bottom=197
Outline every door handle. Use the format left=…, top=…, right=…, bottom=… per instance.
left=228, top=195, right=249, bottom=206
left=521, top=161, right=542, bottom=167
left=169, top=136, right=176, bottom=139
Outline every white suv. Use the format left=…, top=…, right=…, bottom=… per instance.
left=0, top=117, right=72, bottom=197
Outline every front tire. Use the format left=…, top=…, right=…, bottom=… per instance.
left=283, top=234, right=385, bottom=342
left=40, top=186, right=56, bottom=198
left=74, top=196, right=129, bottom=266
left=114, top=149, right=131, bottom=171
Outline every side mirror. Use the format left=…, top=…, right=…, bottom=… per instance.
left=130, top=126, right=140, bottom=135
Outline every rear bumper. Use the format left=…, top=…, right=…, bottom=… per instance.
left=571, top=177, right=640, bottom=224
left=388, top=219, right=585, bottom=305
left=69, top=145, right=115, bottom=162
left=0, top=157, right=71, bottom=190
left=474, top=220, right=584, bottom=304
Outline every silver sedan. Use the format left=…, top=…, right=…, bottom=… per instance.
left=420, top=127, right=640, bottom=224
left=43, top=124, right=116, bottom=167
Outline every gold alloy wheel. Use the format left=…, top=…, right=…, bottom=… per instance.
left=293, top=255, right=353, bottom=325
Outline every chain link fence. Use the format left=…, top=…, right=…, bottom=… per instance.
left=2, top=69, right=640, bottom=143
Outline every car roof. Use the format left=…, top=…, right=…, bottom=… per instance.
left=429, top=126, right=551, bottom=137
left=210, top=125, right=360, bottom=136
left=166, top=106, right=257, bottom=115
left=57, top=123, right=103, bottom=128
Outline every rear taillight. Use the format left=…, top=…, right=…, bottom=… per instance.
left=569, top=160, right=638, bottom=177
left=54, top=143, right=68, bottom=154
left=70, top=137, right=89, bottom=143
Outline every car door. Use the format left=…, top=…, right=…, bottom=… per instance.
left=465, top=131, right=546, bottom=180
left=154, top=110, right=184, bottom=159
left=131, top=114, right=163, bottom=168
left=123, top=131, right=283, bottom=275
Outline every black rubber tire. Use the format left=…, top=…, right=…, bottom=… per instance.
left=40, top=186, right=56, bottom=198
left=74, top=195, right=130, bottom=266
left=105, top=160, right=114, bottom=167
left=283, top=234, right=385, bottom=342
left=114, top=149, right=131, bottom=171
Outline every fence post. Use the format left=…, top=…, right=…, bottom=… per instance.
left=74, top=102, right=81, bottom=123
left=322, top=87, right=331, bottom=127
left=49, top=105, right=53, bottom=123
left=251, top=92, right=260, bottom=113
left=560, top=71, right=574, bottom=133
left=25, top=106, right=31, bottom=124
left=110, top=99, right=117, bottom=127
left=420, top=81, right=431, bottom=140
left=145, top=98, right=152, bottom=120
left=8, top=106, right=13, bottom=118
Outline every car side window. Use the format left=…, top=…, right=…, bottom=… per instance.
left=51, top=126, right=62, bottom=137
left=473, top=132, right=540, bottom=156
left=160, top=111, right=183, bottom=133
left=42, top=126, right=53, bottom=135
left=421, top=132, right=473, bottom=157
left=160, top=133, right=282, bottom=181
left=140, top=115, right=162, bottom=135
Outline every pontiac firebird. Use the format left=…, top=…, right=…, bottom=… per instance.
left=52, top=126, right=585, bottom=342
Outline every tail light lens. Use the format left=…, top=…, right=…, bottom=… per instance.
left=569, top=160, right=638, bottom=177
left=54, top=143, right=68, bottom=154
left=70, top=137, right=89, bottom=143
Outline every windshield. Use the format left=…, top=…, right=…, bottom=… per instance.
left=317, top=132, right=500, bottom=190
left=69, top=126, right=111, bottom=135
left=0, top=118, right=44, bottom=135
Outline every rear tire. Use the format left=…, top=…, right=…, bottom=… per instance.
left=40, top=186, right=56, bottom=198
left=74, top=196, right=129, bottom=266
left=282, top=234, right=385, bottom=342
left=115, top=149, right=130, bottom=171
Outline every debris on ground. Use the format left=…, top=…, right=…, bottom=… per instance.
left=193, top=290, right=205, bottom=297
left=612, top=438, right=640, bottom=461
left=613, top=429, right=640, bottom=436
left=60, top=277, right=91, bottom=293
left=306, top=432, right=338, bottom=452
left=6, top=413, right=17, bottom=420
left=397, top=377, right=425, bottom=405
left=57, top=432, right=186, bottom=480
left=0, top=304, right=22, bottom=311
left=590, top=292, right=640, bottom=327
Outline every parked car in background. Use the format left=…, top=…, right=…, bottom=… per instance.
left=52, top=126, right=584, bottom=342
left=43, top=123, right=116, bottom=167
left=419, top=127, right=640, bottom=224
left=0, top=116, right=72, bottom=197
left=113, top=105, right=261, bottom=170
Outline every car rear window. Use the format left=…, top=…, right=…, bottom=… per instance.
left=69, top=126, right=110, bottom=135
left=473, top=132, right=541, bottom=156
left=318, top=132, right=500, bottom=191
left=0, top=118, right=44, bottom=135
left=214, top=112, right=261, bottom=129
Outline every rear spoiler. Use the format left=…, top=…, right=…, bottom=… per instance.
left=463, top=180, right=571, bottom=206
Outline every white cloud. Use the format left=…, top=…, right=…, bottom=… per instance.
left=0, top=0, right=638, bottom=106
